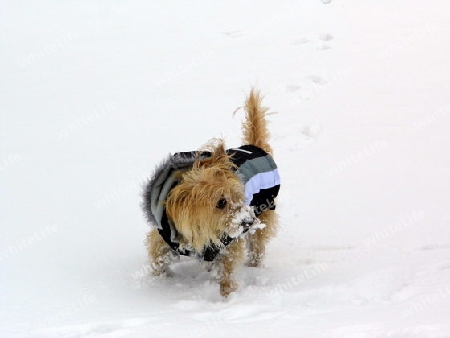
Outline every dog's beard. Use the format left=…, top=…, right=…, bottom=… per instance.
left=226, top=204, right=265, bottom=238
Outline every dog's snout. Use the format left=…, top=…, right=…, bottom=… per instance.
left=241, top=218, right=254, bottom=227
left=236, top=205, right=257, bottom=230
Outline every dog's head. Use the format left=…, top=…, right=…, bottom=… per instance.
left=165, top=141, right=256, bottom=253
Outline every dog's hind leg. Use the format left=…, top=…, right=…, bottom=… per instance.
left=146, top=229, right=176, bottom=276
left=247, top=209, right=277, bottom=267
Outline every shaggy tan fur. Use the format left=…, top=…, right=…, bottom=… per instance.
left=165, top=143, right=244, bottom=252
left=146, top=89, right=278, bottom=297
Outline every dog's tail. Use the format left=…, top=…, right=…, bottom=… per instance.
left=242, top=88, right=273, bottom=155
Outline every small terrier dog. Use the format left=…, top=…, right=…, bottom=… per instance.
left=142, top=89, right=280, bottom=297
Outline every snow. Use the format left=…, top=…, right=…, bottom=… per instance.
left=227, top=204, right=263, bottom=238
left=1, top=0, right=450, bottom=336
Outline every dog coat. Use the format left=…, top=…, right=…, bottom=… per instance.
left=142, top=145, right=280, bottom=261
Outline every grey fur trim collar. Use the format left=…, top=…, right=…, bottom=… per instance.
left=142, top=151, right=209, bottom=231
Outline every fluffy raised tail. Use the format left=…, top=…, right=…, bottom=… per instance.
left=242, top=88, right=273, bottom=155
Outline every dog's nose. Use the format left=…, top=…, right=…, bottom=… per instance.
left=241, top=219, right=254, bottom=229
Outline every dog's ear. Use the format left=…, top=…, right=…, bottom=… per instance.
left=211, top=141, right=238, bottom=171
left=211, top=141, right=227, bottom=161
left=195, top=139, right=235, bottom=170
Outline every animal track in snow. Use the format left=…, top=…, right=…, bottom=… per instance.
left=316, top=43, right=332, bottom=50
left=273, top=119, right=323, bottom=152
left=290, top=37, right=310, bottom=45
left=319, top=33, right=334, bottom=41
left=221, top=30, right=243, bottom=38
left=291, top=33, right=334, bottom=50
left=285, top=84, right=302, bottom=92
left=418, top=243, right=450, bottom=251
left=307, top=75, right=328, bottom=85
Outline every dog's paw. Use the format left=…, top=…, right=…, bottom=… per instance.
left=202, top=261, right=214, bottom=272
left=151, top=264, right=175, bottom=278
left=150, top=262, right=166, bottom=276
left=220, top=280, right=238, bottom=298
left=151, top=250, right=179, bottom=276
left=246, top=252, right=264, bottom=268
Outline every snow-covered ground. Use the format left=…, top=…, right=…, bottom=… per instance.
left=1, top=0, right=450, bottom=336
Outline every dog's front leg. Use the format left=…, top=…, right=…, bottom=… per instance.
left=216, top=239, right=244, bottom=297
left=146, top=229, right=177, bottom=276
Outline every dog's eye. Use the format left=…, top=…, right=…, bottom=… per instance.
left=216, top=198, right=227, bottom=209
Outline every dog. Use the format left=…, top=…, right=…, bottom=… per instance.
left=142, top=89, right=280, bottom=297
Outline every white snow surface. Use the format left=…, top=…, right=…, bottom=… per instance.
left=1, top=0, right=450, bottom=337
